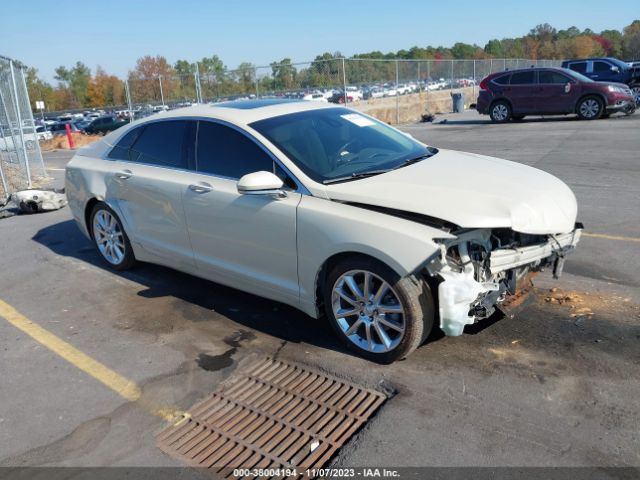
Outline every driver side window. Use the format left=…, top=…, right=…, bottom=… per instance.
left=196, top=121, right=295, bottom=188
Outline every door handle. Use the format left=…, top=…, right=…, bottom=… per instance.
left=189, top=183, right=213, bottom=194
left=116, top=169, right=132, bottom=179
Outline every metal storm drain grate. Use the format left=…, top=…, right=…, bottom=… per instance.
left=157, top=358, right=386, bottom=477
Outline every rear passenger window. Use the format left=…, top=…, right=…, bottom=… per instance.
left=196, top=121, right=276, bottom=179
left=569, top=62, right=587, bottom=74
left=538, top=71, right=570, bottom=84
left=108, top=127, right=142, bottom=160
left=492, top=74, right=510, bottom=85
left=510, top=71, right=535, bottom=84
left=130, top=121, right=189, bottom=168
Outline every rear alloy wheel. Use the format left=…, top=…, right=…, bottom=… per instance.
left=577, top=96, right=603, bottom=120
left=489, top=101, right=511, bottom=123
left=324, top=257, right=434, bottom=363
left=90, top=202, right=136, bottom=270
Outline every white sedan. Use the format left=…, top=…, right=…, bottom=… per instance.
left=65, top=100, right=581, bottom=363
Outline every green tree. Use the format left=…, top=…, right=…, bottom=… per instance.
left=270, top=58, right=297, bottom=90
left=484, top=39, right=504, bottom=57
left=54, top=61, right=91, bottom=107
left=529, top=23, right=557, bottom=43
left=451, top=42, right=477, bottom=59
left=599, top=30, right=623, bottom=57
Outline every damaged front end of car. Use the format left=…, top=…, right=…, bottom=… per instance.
left=424, top=224, right=583, bottom=336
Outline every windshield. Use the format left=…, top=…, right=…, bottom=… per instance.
left=607, top=58, right=629, bottom=70
left=250, top=107, right=435, bottom=183
left=561, top=68, right=594, bottom=83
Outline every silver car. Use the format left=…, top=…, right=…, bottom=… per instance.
left=66, top=99, right=582, bottom=362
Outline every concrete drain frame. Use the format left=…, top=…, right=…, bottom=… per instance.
left=157, top=357, right=387, bottom=478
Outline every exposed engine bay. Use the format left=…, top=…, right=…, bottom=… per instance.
left=426, top=225, right=583, bottom=336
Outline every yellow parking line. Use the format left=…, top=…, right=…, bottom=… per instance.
left=0, top=299, right=187, bottom=423
left=0, top=299, right=141, bottom=402
left=582, top=232, right=640, bottom=243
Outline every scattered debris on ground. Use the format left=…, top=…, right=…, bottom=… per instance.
left=0, top=188, right=67, bottom=217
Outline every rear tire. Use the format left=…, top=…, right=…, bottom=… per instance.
left=323, top=256, right=434, bottom=363
left=489, top=100, right=511, bottom=123
left=90, top=202, right=136, bottom=271
left=577, top=96, right=604, bottom=120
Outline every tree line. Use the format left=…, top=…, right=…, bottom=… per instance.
left=25, top=20, right=640, bottom=112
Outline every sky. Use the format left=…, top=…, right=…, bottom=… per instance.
left=2, top=0, right=637, bottom=82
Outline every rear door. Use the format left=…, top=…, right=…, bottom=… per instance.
left=105, top=120, right=197, bottom=270
left=507, top=71, right=537, bottom=114
left=536, top=70, right=578, bottom=113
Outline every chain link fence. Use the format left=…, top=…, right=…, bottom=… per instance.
left=38, top=57, right=563, bottom=127
left=121, top=58, right=561, bottom=115
left=0, top=55, right=46, bottom=201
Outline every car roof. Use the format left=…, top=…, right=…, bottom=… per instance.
left=492, top=66, right=567, bottom=76
left=143, top=99, right=336, bottom=125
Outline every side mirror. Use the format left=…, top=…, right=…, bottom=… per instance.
left=611, top=66, right=620, bottom=73
left=237, top=171, right=286, bottom=197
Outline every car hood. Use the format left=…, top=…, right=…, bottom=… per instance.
left=323, top=149, right=578, bottom=234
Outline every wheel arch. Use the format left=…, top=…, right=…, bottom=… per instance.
left=84, top=198, right=101, bottom=239
left=489, top=97, right=513, bottom=112
left=314, top=251, right=401, bottom=319
left=575, top=92, right=607, bottom=113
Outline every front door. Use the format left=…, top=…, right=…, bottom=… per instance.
left=182, top=120, right=301, bottom=304
left=536, top=70, right=579, bottom=114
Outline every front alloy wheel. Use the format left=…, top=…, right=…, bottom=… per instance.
left=332, top=270, right=406, bottom=354
left=324, top=257, right=434, bottom=363
left=577, top=96, right=603, bottom=120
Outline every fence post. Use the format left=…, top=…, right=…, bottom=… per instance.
left=417, top=61, right=421, bottom=96
left=18, top=62, right=46, bottom=178
left=194, top=62, right=203, bottom=103
left=124, top=80, right=133, bottom=123
left=255, top=66, right=259, bottom=98
left=395, top=59, right=400, bottom=124
left=158, top=76, right=165, bottom=106
left=503, top=58, right=506, bottom=71
left=342, top=57, right=347, bottom=105
left=473, top=60, right=476, bottom=99
left=450, top=60, right=454, bottom=88
left=9, top=60, right=31, bottom=188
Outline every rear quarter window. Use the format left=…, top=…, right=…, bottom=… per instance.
left=492, top=74, right=510, bottom=85
left=569, top=62, right=587, bottom=74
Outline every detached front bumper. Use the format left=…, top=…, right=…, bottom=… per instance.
left=435, top=225, right=583, bottom=337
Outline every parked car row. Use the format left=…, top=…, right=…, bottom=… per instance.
left=476, top=62, right=637, bottom=123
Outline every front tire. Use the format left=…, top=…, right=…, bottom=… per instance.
left=489, top=100, right=511, bottom=123
left=577, top=96, right=603, bottom=120
left=323, top=257, right=434, bottom=363
left=90, top=202, right=136, bottom=270
left=631, top=84, right=640, bottom=106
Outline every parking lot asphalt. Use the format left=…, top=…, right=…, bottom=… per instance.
left=1, top=112, right=639, bottom=470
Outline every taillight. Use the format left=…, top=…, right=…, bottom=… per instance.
left=479, top=78, right=490, bottom=90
